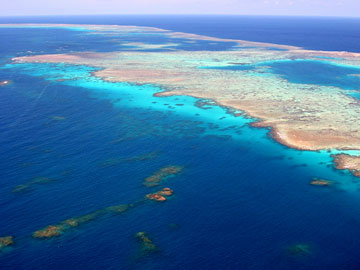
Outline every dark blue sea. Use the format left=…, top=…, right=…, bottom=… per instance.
left=1, top=16, right=360, bottom=270
left=1, top=15, right=360, bottom=52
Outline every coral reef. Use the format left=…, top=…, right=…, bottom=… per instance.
left=332, top=154, right=360, bottom=177
left=156, top=187, right=174, bottom=196
left=286, top=243, right=312, bottom=257
left=105, top=204, right=132, bottom=214
left=0, top=236, right=14, bottom=249
left=13, top=24, right=360, bottom=178
left=33, top=205, right=132, bottom=239
left=144, top=166, right=184, bottom=187
left=51, top=116, right=66, bottom=121
left=33, top=211, right=105, bottom=239
left=32, top=188, right=171, bottom=239
left=135, top=232, right=158, bottom=253
left=146, top=193, right=167, bottom=202
left=0, top=80, right=11, bottom=86
left=64, top=210, right=105, bottom=227
left=12, top=177, right=55, bottom=193
left=146, top=188, right=174, bottom=202
left=33, top=225, right=64, bottom=238
left=310, top=178, right=333, bottom=186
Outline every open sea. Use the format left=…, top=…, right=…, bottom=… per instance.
left=1, top=15, right=360, bottom=269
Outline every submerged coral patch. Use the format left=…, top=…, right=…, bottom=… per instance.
left=286, top=243, right=312, bottom=257
left=33, top=225, right=65, bottom=239
left=33, top=211, right=105, bottom=239
left=135, top=231, right=158, bottom=254
left=33, top=204, right=133, bottom=239
left=310, top=178, right=333, bottom=187
left=12, top=177, right=55, bottom=193
left=105, top=204, right=131, bottom=214
left=50, top=116, right=66, bottom=121
left=0, top=236, right=14, bottom=249
left=144, top=166, right=184, bottom=187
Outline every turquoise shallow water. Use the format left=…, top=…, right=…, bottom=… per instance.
left=1, top=23, right=360, bottom=270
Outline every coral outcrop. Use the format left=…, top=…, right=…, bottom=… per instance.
left=135, top=231, right=158, bottom=253
left=0, top=236, right=14, bottom=249
left=144, top=166, right=184, bottom=187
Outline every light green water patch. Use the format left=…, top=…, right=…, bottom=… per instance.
left=3, top=62, right=359, bottom=192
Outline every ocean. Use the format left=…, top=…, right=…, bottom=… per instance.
left=1, top=16, right=360, bottom=269
left=1, top=15, right=360, bottom=52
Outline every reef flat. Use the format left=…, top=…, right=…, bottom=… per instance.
left=333, top=154, right=360, bottom=177
left=6, top=23, right=360, bottom=176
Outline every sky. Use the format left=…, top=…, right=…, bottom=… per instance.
left=1, top=0, right=359, bottom=17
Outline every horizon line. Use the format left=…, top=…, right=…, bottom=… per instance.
left=0, top=14, right=359, bottom=19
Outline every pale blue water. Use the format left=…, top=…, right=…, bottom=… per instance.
left=1, top=16, right=360, bottom=270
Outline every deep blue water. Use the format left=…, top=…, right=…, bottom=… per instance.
left=1, top=18, right=360, bottom=270
left=1, top=15, right=360, bottom=52
left=264, top=60, right=360, bottom=90
left=0, top=27, right=240, bottom=56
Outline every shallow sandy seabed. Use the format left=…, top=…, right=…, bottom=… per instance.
left=5, top=23, right=360, bottom=176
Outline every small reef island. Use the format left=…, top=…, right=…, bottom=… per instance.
left=5, top=23, right=360, bottom=177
